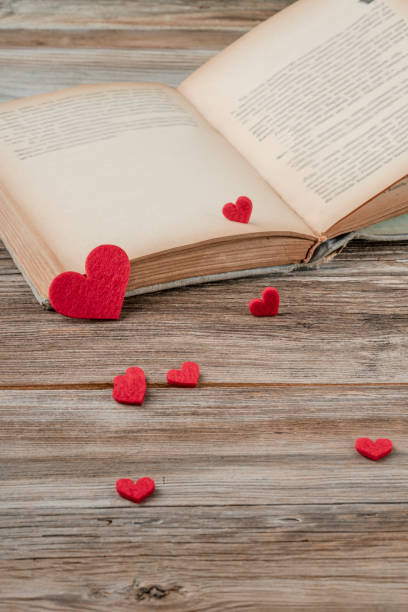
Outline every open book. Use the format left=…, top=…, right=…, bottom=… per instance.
left=0, top=0, right=407, bottom=305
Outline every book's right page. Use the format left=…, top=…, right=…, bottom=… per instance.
left=179, top=0, right=408, bottom=236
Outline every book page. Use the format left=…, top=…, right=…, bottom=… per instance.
left=179, top=0, right=408, bottom=235
left=0, top=83, right=313, bottom=274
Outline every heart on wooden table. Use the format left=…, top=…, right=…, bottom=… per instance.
left=249, top=287, right=280, bottom=317
left=222, top=196, right=253, bottom=224
left=167, top=361, right=200, bottom=387
left=116, top=477, right=155, bottom=503
left=355, top=438, right=393, bottom=461
left=113, top=367, right=146, bottom=405
left=49, top=244, right=130, bottom=319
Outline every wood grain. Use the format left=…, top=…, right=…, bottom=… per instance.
left=1, top=386, right=408, bottom=609
left=0, top=1, right=295, bottom=48
left=1, top=0, right=408, bottom=609
left=1, top=386, right=408, bottom=505
left=1, top=241, right=408, bottom=385
left=0, top=48, right=212, bottom=102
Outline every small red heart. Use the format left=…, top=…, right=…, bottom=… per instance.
left=113, top=367, right=146, bottom=405
left=355, top=438, right=393, bottom=461
left=116, top=477, right=155, bottom=503
left=49, top=244, right=130, bottom=319
left=249, top=287, right=279, bottom=317
left=222, top=196, right=253, bottom=224
left=167, top=361, right=200, bottom=387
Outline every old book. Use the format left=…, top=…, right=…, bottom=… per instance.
left=0, top=0, right=407, bottom=305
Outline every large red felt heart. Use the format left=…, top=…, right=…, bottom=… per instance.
left=116, top=477, right=155, bottom=503
left=49, top=244, right=130, bottom=319
left=249, top=287, right=280, bottom=317
left=222, top=196, right=253, bottom=224
left=167, top=361, right=200, bottom=387
left=355, top=438, right=393, bottom=461
left=113, top=367, right=146, bottom=405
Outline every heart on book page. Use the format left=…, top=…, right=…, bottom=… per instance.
left=167, top=361, right=200, bottom=387
left=49, top=244, right=130, bottom=319
left=249, top=287, right=280, bottom=317
left=355, top=438, right=393, bottom=461
left=113, top=367, right=146, bottom=405
left=116, top=477, right=155, bottom=503
left=222, top=196, right=253, bottom=224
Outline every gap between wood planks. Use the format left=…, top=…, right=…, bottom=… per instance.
left=1, top=382, right=408, bottom=390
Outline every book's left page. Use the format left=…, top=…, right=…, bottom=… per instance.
left=0, top=83, right=313, bottom=301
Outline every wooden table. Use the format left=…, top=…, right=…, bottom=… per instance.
left=1, top=2, right=408, bottom=610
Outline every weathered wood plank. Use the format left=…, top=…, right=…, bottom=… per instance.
left=1, top=385, right=408, bottom=608
left=0, top=547, right=407, bottom=610
left=1, top=241, right=408, bottom=385
left=0, top=559, right=407, bottom=611
left=0, top=48, right=212, bottom=102
left=0, top=1, right=295, bottom=49
left=2, top=503, right=407, bottom=539
left=0, top=386, right=407, bottom=506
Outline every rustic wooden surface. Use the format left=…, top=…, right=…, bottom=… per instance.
left=1, top=1, right=408, bottom=610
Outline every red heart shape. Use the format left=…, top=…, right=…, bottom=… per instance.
left=113, top=367, right=146, bottom=405
left=49, top=244, right=130, bottom=319
left=116, top=477, right=155, bottom=503
left=222, top=196, right=253, bottom=223
left=167, top=361, right=200, bottom=387
left=355, top=438, right=393, bottom=461
left=249, top=287, right=280, bottom=317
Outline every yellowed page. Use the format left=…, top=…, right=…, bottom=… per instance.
left=0, top=83, right=313, bottom=274
left=179, top=0, right=408, bottom=235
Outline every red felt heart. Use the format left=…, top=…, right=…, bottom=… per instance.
left=167, top=361, right=200, bottom=387
left=355, top=438, right=393, bottom=461
left=249, top=287, right=280, bottom=317
left=113, top=367, right=146, bottom=405
left=116, top=477, right=155, bottom=503
left=49, top=244, right=130, bottom=319
left=222, top=196, right=253, bottom=224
